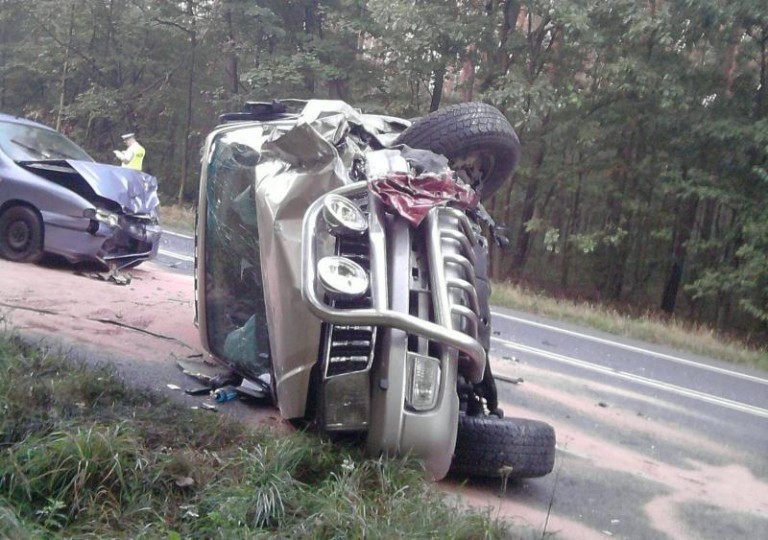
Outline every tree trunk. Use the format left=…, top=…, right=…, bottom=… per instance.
left=460, top=56, right=475, bottom=102
left=481, top=0, right=521, bottom=92
left=224, top=1, right=239, bottom=94
left=601, top=202, right=626, bottom=300
left=757, top=25, right=767, bottom=118
left=55, top=1, right=76, bottom=131
left=721, top=23, right=742, bottom=98
left=301, top=0, right=321, bottom=94
left=560, top=165, right=583, bottom=288
left=430, top=63, right=446, bottom=112
left=177, top=5, right=197, bottom=205
left=510, top=144, right=544, bottom=273
left=660, top=188, right=699, bottom=314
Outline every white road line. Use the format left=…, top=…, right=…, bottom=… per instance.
left=162, top=229, right=194, bottom=240
left=491, top=336, right=768, bottom=419
left=158, top=248, right=194, bottom=262
left=491, top=311, right=768, bottom=386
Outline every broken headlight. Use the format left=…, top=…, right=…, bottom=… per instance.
left=83, top=208, right=119, bottom=228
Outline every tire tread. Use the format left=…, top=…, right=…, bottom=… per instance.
left=451, top=415, right=556, bottom=478
left=394, top=103, right=520, bottom=199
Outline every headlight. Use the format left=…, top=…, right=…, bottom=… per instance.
left=317, top=256, right=369, bottom=300
left=83, top=208, right=119, bottom=228
left=406, top=353, right=441, bottom=411
left=322, top=194, right=367, bottom=236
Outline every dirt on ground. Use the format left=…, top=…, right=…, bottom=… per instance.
left=0, top=258, right=286, bottom=430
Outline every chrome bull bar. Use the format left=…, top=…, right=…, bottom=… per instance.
left=301, top=183, right=487, bottom=383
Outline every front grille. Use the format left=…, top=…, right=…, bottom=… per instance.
left=325, top=324, right=376, bottom=376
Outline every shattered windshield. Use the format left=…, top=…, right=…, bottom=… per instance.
left=203, top=129, right=271, bottom=378
left=0, top=121, right=93, bottom=162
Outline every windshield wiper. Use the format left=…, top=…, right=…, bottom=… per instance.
left=42, top=147, right=75, bottom=159
left=10, top=138, right=47, bottom=158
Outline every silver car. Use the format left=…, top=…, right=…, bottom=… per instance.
left=195, top=100, right=555, bottom=481
left=0, top=113, right=161, bottom=268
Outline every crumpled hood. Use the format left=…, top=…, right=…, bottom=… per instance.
left=66, top=160, right=160, bottom=216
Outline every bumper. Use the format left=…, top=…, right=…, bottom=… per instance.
left=42, top=211, right=161, bottom=267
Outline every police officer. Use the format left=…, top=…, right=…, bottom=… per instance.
left=113, top=132, right=146, bottom=171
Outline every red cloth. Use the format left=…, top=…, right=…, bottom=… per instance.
left=369, top=173, right=479, bottom=227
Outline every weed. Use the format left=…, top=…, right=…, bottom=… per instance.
left=0, top=333, right=518, bottom=538
left=491, top=282, right=768, bottom=370
left=159, top=204, right=196, bottom=234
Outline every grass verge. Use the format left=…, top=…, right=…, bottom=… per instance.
left=160, top=203, right=196, bottom=234
left=491, top=282, right=768, bottom=371
left=0, top=333, right=517, bottom=539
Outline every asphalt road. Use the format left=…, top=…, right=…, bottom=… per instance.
left=485, top=309, right=768, bottom=539
left=4, top=230, right=766, bottom=539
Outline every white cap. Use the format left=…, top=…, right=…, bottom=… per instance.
left=121, top=132, right=135, bottom=140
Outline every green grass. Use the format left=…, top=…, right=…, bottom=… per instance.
left=159, top=203, right=196, bottom=234
left=491, top=282, right=768, bottom=371
left=0, top=333, right=520, bottom=539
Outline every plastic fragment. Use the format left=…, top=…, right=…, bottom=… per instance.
left=185, top=387, right=212, bottom=396
left=212, top=386, right=239, bottom=403
left=175, top=476, right=195, bottom=487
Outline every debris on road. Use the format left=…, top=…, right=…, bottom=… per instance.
left=184, top=387, right=211, bottom=396
left=212, top=386, right=239, bottom=403
left=76, top=267, right=132, bottom=286
left=175, top=476, right=195, bottom=488
left=496, top=374, right=525, bottom=385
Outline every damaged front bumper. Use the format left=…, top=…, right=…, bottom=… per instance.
left=42, top=211, right=161, bottom=268
left=99, top=214, right=161, bottom=268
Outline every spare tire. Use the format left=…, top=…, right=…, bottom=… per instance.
left=451, top=415, right=556, bottom=478
left=394, top=103, right=520, bottom=200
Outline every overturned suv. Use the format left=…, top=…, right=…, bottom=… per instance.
left=196, top=99, right=555, bottom=480
left=0, top=113, right=160, bottom=268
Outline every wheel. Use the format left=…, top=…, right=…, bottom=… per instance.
left=394, top=102, right=521, bottom=200
left=0, top=205, right=44, bottom=263
left=451, top=415, right=556, bottom=478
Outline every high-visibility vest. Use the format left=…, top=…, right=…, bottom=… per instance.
left=122, top=142, right=145, bottom=171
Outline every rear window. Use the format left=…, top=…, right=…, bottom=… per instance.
left=0, top=121, right=93, bottom=162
